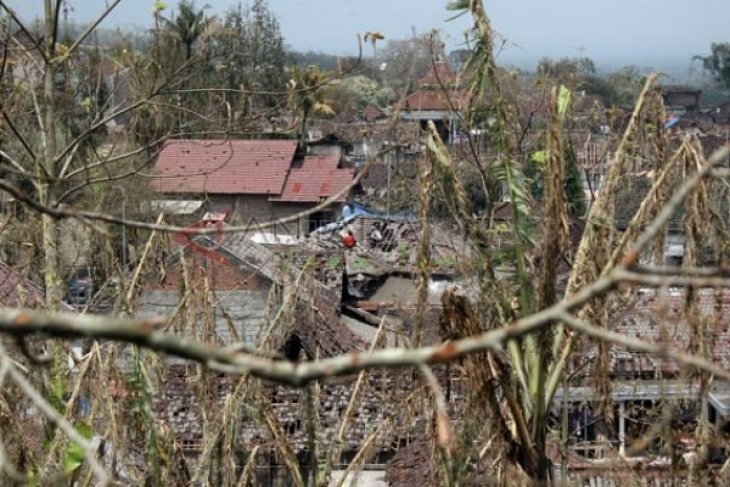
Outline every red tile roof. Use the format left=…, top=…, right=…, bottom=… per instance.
left=362, top=104, right=386, bottom=120
left=418, top=62, right=458, bottom=88
left=153, top=139, right=298, bottom=195
left=403, top=89, right=467, bottom=112
left=274, top=156, right=354, bottom=203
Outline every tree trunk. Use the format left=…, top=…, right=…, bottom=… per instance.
left=299, top=112, right=309, bottom=152
left=42, top=0, right=62, bottom=310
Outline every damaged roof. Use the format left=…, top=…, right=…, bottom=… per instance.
left=159, top=228, right=366, bottom=357
left=273, top=156, right=354, bottom=203
left=587, top=288, right=730, bottom=377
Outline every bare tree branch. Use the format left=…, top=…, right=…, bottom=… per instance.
left=2, top=260, right=730, bottom=388
left=0, top=2, right=48, bottom=63
left=62, top=0, right=122, bottom=60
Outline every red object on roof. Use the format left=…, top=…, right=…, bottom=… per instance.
left=274, top=156, right=355, bottom=203
left=153, top=139, right=297, bottom=195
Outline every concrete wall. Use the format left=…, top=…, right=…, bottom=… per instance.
left=207, top=194, right=341, bottom=236
left=208, top=194, right=275, bottom=223
left=138, top=253, right=274, bottom=346
left=138, top=289, right=271, bottom=345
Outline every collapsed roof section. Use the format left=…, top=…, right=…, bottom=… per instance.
left=151, top=224, right=366, bottom=358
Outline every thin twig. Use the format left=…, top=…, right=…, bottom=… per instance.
left=3, top=357, right=110, bottom=485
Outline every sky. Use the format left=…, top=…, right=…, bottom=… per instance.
left=9, top=0, right=730, bottom=73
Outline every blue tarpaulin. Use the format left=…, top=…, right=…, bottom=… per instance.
left=310, top=203, right=413, bottom=235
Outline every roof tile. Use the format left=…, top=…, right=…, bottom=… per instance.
left=274, top=156, right=354, bottom=203
left=153, top=139, right=297, bottom=195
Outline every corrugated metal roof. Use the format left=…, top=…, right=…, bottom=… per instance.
left=152, top=139, right=298, bottom=195
left=274, top=156, right=354, bottom=203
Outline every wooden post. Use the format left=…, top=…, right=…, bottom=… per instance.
left=618, top=401, right=626, bottom=456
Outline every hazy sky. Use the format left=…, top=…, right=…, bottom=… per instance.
left=9, top=0, right=730, bottom=70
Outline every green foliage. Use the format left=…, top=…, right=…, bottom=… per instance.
left=527, top=145, right=586, bottom=217
left=327, top=75, right=394, bottom=111
left=62, top=422, right=94, bottom=473
left=489, top=158, right=534, bottom=247
left=325, top=256, right=341, bottom=270
left=216, top=0, right=287, bottom=104
left=695, top=43, right=730, bottom=89
left=289, top=65, right=335, bottom=146
left=537, top=57, right=641, bottom=108
left=162, top=0, right=214, bottom=60
left=558, top=85, right=572, bottom=119
left=435, top=256, right=457, bottom=269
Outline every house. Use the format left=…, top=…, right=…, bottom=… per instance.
left=140, top=225, right=364, bottom=353
left=551, top=287, right=730, bottom=482
left=152, top=139, right=356, bottom=235
left=401, top=62, right=467, bottom=143
left=144, top=218, right=447, bottom=472
left=662, top=86, right=703, bottom=113
left=700, top=88, right=730, bottom=111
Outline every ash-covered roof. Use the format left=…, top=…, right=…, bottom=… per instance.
left=153, top=139, right=297, bottom=195
left=590, top=288, right=730, bottom=377
left=273, top=156, right=354, bottom=203
left=417, top=62, right=458, bottom=88
left=403, top=88, right=467, bottom=112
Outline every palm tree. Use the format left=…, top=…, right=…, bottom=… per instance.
left=163, top=0, right=213, bottom=60
left=289, top=66, right=335, bottom=150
